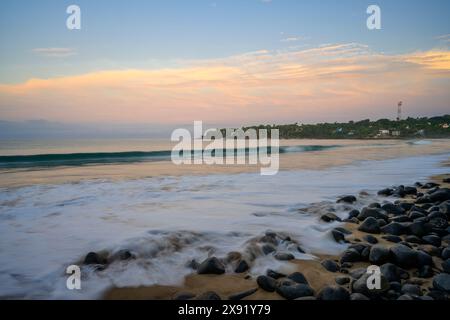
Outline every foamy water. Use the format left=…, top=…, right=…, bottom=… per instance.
left=0, top=152, right=449, bottom=299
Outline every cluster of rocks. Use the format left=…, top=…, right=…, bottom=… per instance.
left=186, top=230, right=306, bottom=276
left=318, top=179, right=450, bottom=300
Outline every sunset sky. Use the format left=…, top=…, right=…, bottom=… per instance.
left=0, top=0, right=449, bottom=127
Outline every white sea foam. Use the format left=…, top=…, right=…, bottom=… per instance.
left=0, top=153, right=449, bottom=299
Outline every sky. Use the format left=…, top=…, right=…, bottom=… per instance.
left=0, top=0, right=449, bottom=128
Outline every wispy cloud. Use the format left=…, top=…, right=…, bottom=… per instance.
left=435, top=34, right=450, bottom=44
left=280, top=36, right=306, bottom=43
left=32, top=48, right=77, bottom=57
left=2, top=43, right=449, bottom=124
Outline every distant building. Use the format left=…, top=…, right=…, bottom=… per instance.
left=416, top=129, right=425, bottom=136
left=442, top=123, right=449, bottom=129
left=379, top=129, right=390, bottom=135
left=391, top=130, right=401, bottom=136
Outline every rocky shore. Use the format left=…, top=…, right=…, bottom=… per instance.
left=99, top=174, right=450, bottom=300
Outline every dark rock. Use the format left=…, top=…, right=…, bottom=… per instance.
left=409, top=211, right=426, bottom=220
left=418, top=245, right=440, bottom=256
left=381, top=203, right=405, bottom=216
left=173, top=292, right=196, bottom=300
left=381, top=263, right=400, bottom=282
left=337, top=195, right=357, bottom=204
left=350, top=293, right=369, bottom=300
left=377, top=219, right=387, bottom=227
left=397, top=294, right=413, bottom=300
left=321, top=259, right=340, bottom=272
left=360, top=247, right=370, bottom=261
left=352, top=273, right=389, bottom=296
left=256, top=276, right=277, bottom=292
left=228, top=288, right=258, bottom=300
left=287, top=272, right=308, bottom=284
left=408, top=221, right=430, bottom=237
left=428, top=205, right=441, bottom=212
left=348, top=209, right=360, bottom=219
left=369, top=245, right=391, bottom=265
left=390, top=244, right=418, bottom=269
left=321, top=212, right=341, bottom=223
left=427, top=290, right=448, bottom=300
left=295, top=296, right=317, bottom=300
left=349, top=243, right=369, bottom=254
left=196, top=291, right=221, bottom=300
left=349, top=268, right=367, bottom=280
left=297, top=246, right=306, bottom=254
left=358, top=217, right=380, bottom=234
left=267, top=269, right=286, bottom=279
left=401, top=284, right=422, bottom=296
left=334, top=227, right=352, bottom=235
left=402, top=202, right=416, bottom=210
left=235, top=260, right=249, bottom=273
left=404, top=186, right=417, bottom=195
left=432, top=273, right=450, bottom=293
left=358, top=208, right=387, bottom=221
left=443, top=234, right=450, bottom=245
left=429, top=218, right=448, bottom=230
left=381, top=222, right=407, bottom=236
left=439, top=202, right=450, bottom=215
left=442, top=259, right=450, bottom=274
left=393, top=186, right=407, bottom=198
left=389, top=215, right=410, bottom=223
left=186, top=259, right=199, bottom=270
left=423, top=182, right=439, bottom=189
left=382, top=235, right=402, bottom=243
left=363, top=234, right=378, bottom=244
left=389, top=281, right=402, bottom=292
left=116, top=249, right=134, bottom=261
left=340, top=248, right=361, bottom=263
left=422, top=235, right=441, bottom=247
left=428, top=189, right=450, bottom=203
left=378, top=188, right=394, bottom=196
left=335, top=276, right=350, bottom=285
left=399, top=241, right=413, bottom=248
left=84, top=252, right=107, bottom=265
left=427, top=187, right=440, bottom=194
left=369, top=202, right=381, bottom=208
left=341, top=262, right=353, bottom=268
left=276, top=284, right=315, bottom=300
left=317, top=286, right=350, bottom=300
left=386, top=290, right=400, bottom=300
left=442, top=248, right=450, bottom=260
left=331, top=229, right=346, bottom=243
left=405, top=235, right=423, bottom=244
left=428, top=211, right=447, bottom=220
left=274, top=252, right=295, bottom=261
left=418, top=265, right=433, bottom=278
left=277, top=279, right=295, bottom=287
left=197, top=257, right=225, bottom=275
left=262, top=244, right=276, bottom=255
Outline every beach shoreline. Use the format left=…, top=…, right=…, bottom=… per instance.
left=103, top=173, right=450, bottom=300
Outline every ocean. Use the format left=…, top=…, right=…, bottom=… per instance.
left=0, top=138, right=449, bottom=299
